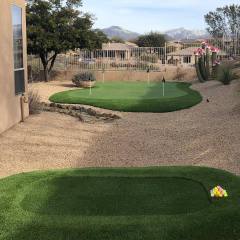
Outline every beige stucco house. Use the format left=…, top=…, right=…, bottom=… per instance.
left=167, top=47, right=196, bottom=65
left=0, top=0, right=28, bottom=134
left=102, top=42, right=138, bottom=60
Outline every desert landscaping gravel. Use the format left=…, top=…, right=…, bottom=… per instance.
left=0, top=80, right=239, bottom=178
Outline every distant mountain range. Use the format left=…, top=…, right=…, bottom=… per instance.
left=101, top=26, right=140, bottom=41
left=164, top=28, right=209, bottom=41
left=101, top=26, right=209, bottom=41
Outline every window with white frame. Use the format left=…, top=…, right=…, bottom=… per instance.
left=12, top=5, right=25, bottom=95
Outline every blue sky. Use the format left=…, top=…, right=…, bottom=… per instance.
left=81, top=0, right=240, bottom=33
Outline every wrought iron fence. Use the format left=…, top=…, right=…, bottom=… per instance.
left=28, top=35, right=240, bottom=79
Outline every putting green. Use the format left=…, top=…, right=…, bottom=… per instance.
left=49, top=82, right=202, bottom=112
left=1, top=167, right=240, bottom=240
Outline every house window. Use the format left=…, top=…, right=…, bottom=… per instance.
left=183, top=56, right=191, bottom=64
left=12, top=5, right=25, bottom=95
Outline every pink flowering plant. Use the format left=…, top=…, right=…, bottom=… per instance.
left=194, top=41, right=220, bottom=82
left=194, top=43, right=220, bottom=56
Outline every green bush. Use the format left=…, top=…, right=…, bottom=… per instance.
left=217, top=65, right=237, bottom=85
left=72, top=72, right=96, bottom=86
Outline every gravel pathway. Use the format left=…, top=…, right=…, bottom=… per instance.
left=0, top=80, right=239, bottom=178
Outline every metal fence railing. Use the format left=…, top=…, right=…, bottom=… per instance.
left=28, top=35, right=240, bottom=78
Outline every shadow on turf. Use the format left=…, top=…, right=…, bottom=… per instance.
left=20, top=175, right=210, bottom=217
left=128, top=81, right=202, bottom=113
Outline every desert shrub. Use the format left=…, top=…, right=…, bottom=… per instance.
left=28, top=90, right=42, bottom=114
left=72, top=72, right=96, bottom=86
left=217, top=65, right=237, bottom=85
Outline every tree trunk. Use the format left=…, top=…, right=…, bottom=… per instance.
left=40, top=53, right=49, bottom=82
left=48, top=53, right=57, bottom=74
left=39, top=52, right=58, bottom=82
left=43, top=65, right=49, bottom=82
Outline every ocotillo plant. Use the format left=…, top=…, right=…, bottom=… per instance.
left=194, top=42, right=220, bottom=82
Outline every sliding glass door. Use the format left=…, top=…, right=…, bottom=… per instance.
left=12, top=5, right=25, bottom=95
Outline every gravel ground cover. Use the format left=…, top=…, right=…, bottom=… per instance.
left=0, top=80, right=239, bottom=177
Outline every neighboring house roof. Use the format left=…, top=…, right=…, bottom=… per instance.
left=168, top=47, right=197, bottom=56
left=168, top=47, right=227, bottom=56
left=125, top=41, right=138, bottom=47
left=181, top=39, right=205, bottom=43
left=102, top=42, right=138, bottom=51
left=167, top=41, right=183, bottom=47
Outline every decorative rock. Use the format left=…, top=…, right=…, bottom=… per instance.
left=40, top=103, right=120, bottom=123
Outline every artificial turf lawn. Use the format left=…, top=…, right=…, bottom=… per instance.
left=49, top=81, right=202, bottom=112
left=1, top=167, right=240, bottom=240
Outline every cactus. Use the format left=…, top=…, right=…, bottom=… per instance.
left=199, top=55, right=207, bottom=81
left=206, top=48, right=211, bottom=79
left=194, top=44, right=219, bottom=83
left=212, top=51, right=217, bottom=64
left=195, top=56, right=205, bottom=83
left=211, top=52, right=218, bottom=78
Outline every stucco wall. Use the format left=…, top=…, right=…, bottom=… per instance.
left=0, top=0, right=28, bottom=134
left=49, top=66, right=197, bottom=83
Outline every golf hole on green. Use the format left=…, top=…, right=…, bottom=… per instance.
left=49, top=82, right=202, bottom=112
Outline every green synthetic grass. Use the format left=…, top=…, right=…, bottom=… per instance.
left=49, top=82, right=202, bottom=112
left=22, top=176, right=210, bottom=216
left=1, top=166, right=240, bottom=240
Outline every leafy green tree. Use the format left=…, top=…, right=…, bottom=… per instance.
left=27, top=0, right=108, bottom=81
left=76, top=28, right=109, bottom=50
left=136, top=32, right=166, bottom=47
left=92, top=30, right=109, bottom=49
left=205, top=4, right=240, bottom=37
